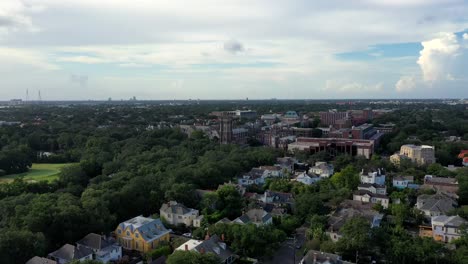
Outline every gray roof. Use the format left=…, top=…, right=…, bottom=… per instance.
left=418, top=194, right=457, bottom=214
left=234, top=209, right=272, bottom=225
left=194, top=235, right=235, bottom=262
left=118, top=216, right=169, bottom=242
left=76, top=233, right=113, bottom=251
left=328, top=200, right=382, bottom=233
left=26, top=256, right=57, bottom=264
left=354, top=190, right=389, bottom=199
left=358, top=183, right=386, bottom=189
left=265, top=190, right=294, bottom=203
left=48, top=244, right=93, bottom=261
left=160, top=201, right=196, bottom=215
left=432, top=215, right=467, bottom=227
left=245, top=168, right=266, bottom=179
left=393, top=176, right=414, bottom=182
left=301, top=250, right=355, bottom=264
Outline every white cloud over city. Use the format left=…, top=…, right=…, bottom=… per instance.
left=0, top=0, right=467, bottom=100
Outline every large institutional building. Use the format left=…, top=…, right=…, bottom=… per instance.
left=288, top=137, right=374, bottom=159
left=391, top=144, right=436, bottom=166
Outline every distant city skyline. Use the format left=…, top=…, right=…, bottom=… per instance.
left=0, top=0, right=467, bottom=100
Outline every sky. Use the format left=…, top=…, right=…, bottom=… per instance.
left=0, top=0, right=468, bottom=100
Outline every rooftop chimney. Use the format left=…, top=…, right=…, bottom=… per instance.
left=200, top=247, right=205, bottom=254
left=313, top=253, right=317, bottom=263
left=205, top=233, right=210, bottom=241
left=185, top=244, right=188, bottom=251
left=221, top=234, right=225, bottom=241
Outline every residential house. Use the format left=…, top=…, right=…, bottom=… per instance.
left=360, top=169, right=385, bottom=185
left=309, top=162, right=334, bottom=178
left=175, top=235, right=237, bottom=264
left=261, top=190, right=295, bottom=208
left=393, top=176, right=419, bottom=189
left=353, top=190, right=390, bottom=209
left=76, top=233, right=122, bottom=263
left=48, top=244, right=93, bottom=264
left=327, top=200, right=383, bottom=242
left=26, top=257, right=57, bottom=264
left=422, top=175, right=459, bottom=196
left=233, top=209, right=273, bottom=226
left=431, top=215, right=468, bottom=243
left=160, top=201, right=203, bottom=227
left=275, top=157, right=298, bottom=173
left=238, top=168, right=267, bottom=186
left=300, top=250, right=355, bottom=264
left=115, top=216, right=170, bottom=253
left=259, top=165, right=284, bottom=178
left=416, top=193, right=458, bottom=218
left=294, top=172, right=321, bottom=185
left=358, top=183, right=387, bottom=195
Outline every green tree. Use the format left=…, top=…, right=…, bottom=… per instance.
left=330, top=165, right=360, bottom=190
left=166, top=250, right=220, bottom=264
left=0, top=229, right=46, bottom=264
left=336, top=217, right=372, bottom=261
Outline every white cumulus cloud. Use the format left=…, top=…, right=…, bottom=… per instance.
left=395, top=76, right=417, bottom=92
left=417, top=32, right=463, bottom=81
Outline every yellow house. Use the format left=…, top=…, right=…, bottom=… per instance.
left=115, top=216, right=170, bottom=253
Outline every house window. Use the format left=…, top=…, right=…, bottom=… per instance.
left=117, top=229, right=121, bottom=234
left=126, top=231, right=130, bottom=236
left=136, top=233, right=139, bottom=238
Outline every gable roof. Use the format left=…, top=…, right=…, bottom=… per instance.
left=234, top=209, right=272, bottom=225
left=264, top=190, right=294, bottom=203
left=48, top=244, right=93, bottom=261
left=418, top=194, right=457, bottom=214
left=76, top=233, right=113, bottom=251
left=432, top=215, right=467, bottom=227
left=194, top=235, right=235, bottom=262
left=118, top=216, right=169, bottom=242
left=160, top=201, right=197, bottom=215
left=354, top=190, right=389, bottom=199
left=26, top=257, right=57, bottom=264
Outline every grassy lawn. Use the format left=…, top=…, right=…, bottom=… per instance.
left=0, top=163, right=76, bottom=183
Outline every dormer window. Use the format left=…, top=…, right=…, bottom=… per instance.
left=136, top=233, right=139, bottom=238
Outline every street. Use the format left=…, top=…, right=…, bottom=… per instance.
left=263, top=226, right=307, bottom=264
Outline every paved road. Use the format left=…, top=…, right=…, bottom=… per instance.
left=263, top=226, right=307, bottom=264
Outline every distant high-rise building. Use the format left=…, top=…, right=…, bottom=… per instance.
left=319, top=110, right=349, bottom=126
left=220, top=113, right=233, bottom=144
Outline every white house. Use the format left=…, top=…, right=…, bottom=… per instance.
left=309, top=162, right=334, bottom=178
left=431, top=215, right=467, bottom=243
left=160, top=201, right=203, bottom=227
left=358, top=183, right=387, bottom=195
left=360, top=169, right=385, bottom=185
left=175, top=235, right=237, bottom=264
left=294, top=172, right=321, bottom=185
left=353, top=189, right=390, bottom=209
left=76, top=233, right=122, bottom=263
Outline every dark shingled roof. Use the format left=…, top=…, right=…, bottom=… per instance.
left=194, top=235, right=235, bottom=263
left=76, top=233, right=113, bottom=251
left=48, top=244, right=93, bottom=261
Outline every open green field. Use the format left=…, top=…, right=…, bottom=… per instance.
left=0, top=163, right=76, bottom=183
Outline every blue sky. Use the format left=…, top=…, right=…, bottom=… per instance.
left=0, top=0, right=468, bottom=100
